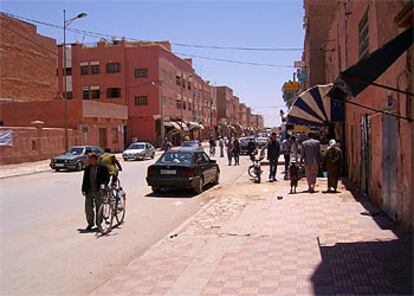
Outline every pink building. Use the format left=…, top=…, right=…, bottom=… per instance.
left=304, top=0, right=413, bottom=228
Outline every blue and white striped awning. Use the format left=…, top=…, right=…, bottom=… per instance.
left=285, top=84, right=344, bottom=126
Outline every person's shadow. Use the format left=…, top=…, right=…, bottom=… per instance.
left=77, top=227, right=96, bottom=234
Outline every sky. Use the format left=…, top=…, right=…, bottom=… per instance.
left=1, top=0, right=305, bottom=127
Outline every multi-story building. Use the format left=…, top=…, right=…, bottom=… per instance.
left=0, top=13, right=57, bottom=102
left=57, top=39, right=215, bottom=145
left=0, top=14, right=127, bottom=163
left=302, top=0, right=336, bottom=89
left=238, top=103, right=248, bottom=128
left=304, top=0, right=413, bottom=228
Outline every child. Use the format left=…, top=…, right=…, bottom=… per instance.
left=289, top=158, right=299, bottom=194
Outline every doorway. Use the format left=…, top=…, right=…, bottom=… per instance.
left=382, top=115, right=398, bottom=221
left=99, top=128, right=107, bottom=149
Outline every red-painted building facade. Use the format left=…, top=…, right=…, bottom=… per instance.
left=57, top=39, right=220, bottom=145
left=303, top=0, right=413, bottom=229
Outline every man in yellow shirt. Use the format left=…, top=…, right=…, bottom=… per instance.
left=99, top=148, right=123, bottom=183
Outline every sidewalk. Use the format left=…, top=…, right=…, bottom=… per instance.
left=91, top=170, right=413, bottom=296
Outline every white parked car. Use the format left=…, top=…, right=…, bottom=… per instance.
left=122, top=142, right=155, bottom=161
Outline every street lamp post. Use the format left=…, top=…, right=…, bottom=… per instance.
left=159, top=80, right=164, bottom=143
left=63, top=9, right=87, bottom=149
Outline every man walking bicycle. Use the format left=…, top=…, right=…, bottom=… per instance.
left=81, top=153, right=110, bottom=231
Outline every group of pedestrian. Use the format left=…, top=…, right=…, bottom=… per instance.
left=210, top=135, right=241, bottom=166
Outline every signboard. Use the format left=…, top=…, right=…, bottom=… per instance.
left=294, top=60, right=305, bottom=68
left=0, top=130, right=13, bottom=146
left=282, top=81, right=300, bottom=91
left=297, top=68, right=307, bottom=83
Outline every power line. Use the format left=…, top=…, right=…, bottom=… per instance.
left=173, top=52, right=295, bottom=68
left=1, top=11, right=307, bottom=52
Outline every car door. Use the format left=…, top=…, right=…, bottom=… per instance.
left=194, top=153, right=208, bottom=182
left=200, top=152, right=214, bottom=183
left=145, top=143, right=150, bottom=157
left=83, top=147, right=92, bottom=164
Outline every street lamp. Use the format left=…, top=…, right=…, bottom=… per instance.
left=63, top=10, right=87, bottom=149
left=180, top=73, right=192, bottom=138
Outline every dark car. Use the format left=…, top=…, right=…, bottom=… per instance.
left=239, top=137, right=256, bottom=155
left=50, top=146, right=103, bottom=171
left=146, top=147, right=219, bottom=194
left=181, top=140, right=202, bottom=148
left=255, top=136, right=269, bottom=149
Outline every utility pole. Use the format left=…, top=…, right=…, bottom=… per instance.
left=180, top=72, right=184, bottom=134
left=63, top=9, right=68, bottom=150
left=159, top=80, right=165, bottom=143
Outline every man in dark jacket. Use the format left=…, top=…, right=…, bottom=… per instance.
left=81, top=153, right=110, bottom=230
left=267, top=132, right=280, bottom=182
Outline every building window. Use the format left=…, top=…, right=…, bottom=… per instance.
left=91, top=64, right=100, bottom=74
left=112, top=128, right=119, bottom=144
left=82, top=87, right=90, bottom=100
left=359, top=13, right=369, bottom=60
left=176, top=100, right=182, bottom=109
left=135, top=68, right=148, bottom=78
left=176, top=76, right=181, bottom=86
left=106, top=63, right=121, bottom=73
left=182, top=80, right=186, bottom=88
left=135, top=96, right=148, bottom=105
left=91, top=89, right=100, bottom=99
left=80, top=65, right=89, bottom=75
left=188, top=82, right=191, bottom=90
left=64, top=91, right=73, bottom=100
left=64, top=67, right=72, bottom=76
left=107, top=88, right=121, bottom=98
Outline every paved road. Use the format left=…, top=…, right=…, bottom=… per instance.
left=0, top=151, right=251, bottom=296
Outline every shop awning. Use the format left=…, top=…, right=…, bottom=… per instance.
left=176, top=121, right=189, bottom=132
left=164, top=121, right=182, bottom=130
left=199, top=124, right=205, bottom=130
left=233, top=123, right=244, bottom=131
left=328, top=26, right=413, bottom=100
left=285, top=84, right=344, bottom=127
left=187, top=121, right=201, bottom=130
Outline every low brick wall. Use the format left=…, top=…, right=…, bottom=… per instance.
left=0, top=126, right=83, bottom=165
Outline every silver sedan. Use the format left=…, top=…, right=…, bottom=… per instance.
left=122, top=142, right=156, bottom=161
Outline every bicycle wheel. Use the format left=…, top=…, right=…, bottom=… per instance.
left=114, top=193, right=126, bottom=225
left=97, top=200, right=113, bottom=234
left=248, top=165, right=256, bottom=178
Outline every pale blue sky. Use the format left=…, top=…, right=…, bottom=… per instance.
left=1, top=0, right=304, bottom=127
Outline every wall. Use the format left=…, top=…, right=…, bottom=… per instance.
left=0, top=126, right=82, bottom=164
left=0, top=14, right=57, bottom=102
left=323, top=0, right=413, bottom=228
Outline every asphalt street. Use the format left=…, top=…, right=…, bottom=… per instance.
left=0, top=151, right=251, bottom=296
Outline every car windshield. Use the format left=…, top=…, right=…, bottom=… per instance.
left=182, top=141, right=198, bottom=147
left=158, top=152, right=193, bottom=164
left=64, top=147, right=84, bottom=155
left=128, top=143, right=145, bottom=150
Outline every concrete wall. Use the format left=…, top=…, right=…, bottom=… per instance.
left=0, top=126, right=82, bottom=165
left=0, top=14, right=57, bottom=102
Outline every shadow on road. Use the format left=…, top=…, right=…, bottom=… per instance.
left=145, top=184, right=216, bottom=199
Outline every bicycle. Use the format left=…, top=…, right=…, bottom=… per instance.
left=97, top=177, right=126, bottom=235
left=248, top=148, right=266, bottom=183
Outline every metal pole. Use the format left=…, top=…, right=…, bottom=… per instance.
left=63, top=9, right=68, bottom=150
left=159, top=80, right=165, bottom=143
left=180, top=72, right=184, bottom=133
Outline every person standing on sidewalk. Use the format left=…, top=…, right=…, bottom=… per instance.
left=300, top=133, right=321, bottom=193
left=162, top=137, right=172, bottom=152
left=232, top=137, right=240, bottom=166
left=226, top=137, right=234, bottom=166
left=267, top=132, right=280, bottom=182
left=209, top=136, right=216, bottom=157
left=325, top=139, right=342, bottom=192
left=81, top=153, right=110, bottom=231
left=291, top=135, right=299, bottom=161
left=282, top=134, right=292, bottom=173
left=219, top=137, right=225, bottom=158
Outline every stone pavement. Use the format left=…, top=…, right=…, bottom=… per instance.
left=91, top=169, right=413, bottom=296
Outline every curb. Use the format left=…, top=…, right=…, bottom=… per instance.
left=0, top=168, right=51, bottom=180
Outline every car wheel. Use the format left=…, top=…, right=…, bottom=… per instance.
left=123, top=158, right=128, bottom=161
left=213, top=171, right=220, bottom=185
left=151, top=152, right=155, bottom=159
left=193, top=178, right=204, bottom=194
left=76, top=162, right=83, bottom=171
left=152, top=186, right=161, bottom=193
left=55, top=168, right=60, bottom=172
